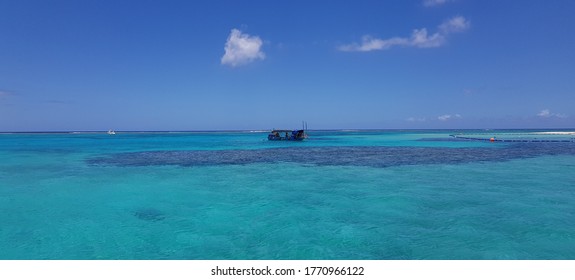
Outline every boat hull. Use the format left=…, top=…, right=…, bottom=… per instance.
left=267, top=129, right=306, bottom=141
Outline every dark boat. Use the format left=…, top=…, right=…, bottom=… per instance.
left=267, top=129, right=307, bottom=141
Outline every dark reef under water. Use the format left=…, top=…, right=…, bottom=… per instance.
left=87, top=142, right=575, bottom=168
left=133, top=207, right=166, bottom=221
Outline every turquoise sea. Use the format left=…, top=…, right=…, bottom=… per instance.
left=1, top=130, right=574, bottom=260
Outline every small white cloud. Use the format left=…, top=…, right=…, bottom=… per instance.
left=410, top=28, right=445, bottom=48
left=537, top=109, right=551, bottom=118
left=439, top=16, right=470, bottom=34
left=407, top=117, right=427, bottom=122
left=438, top=114, right=462, bottom=121
left=438, top=114, right=451, bottom=121
left=338, top=36, right=409, bottom=52
left=221, top=29, right=265, bottom=67
left=537, top=109, right=567, bottom=118
left=423, top=0, right=450, bottom=7
left=338, top=16, right=469, bottom=52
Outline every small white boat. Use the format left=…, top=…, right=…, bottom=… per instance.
left=107, top=130, right=116, bottom=135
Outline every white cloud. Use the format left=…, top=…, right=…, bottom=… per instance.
left=537, top=109, right=551, bottom=118
left=338, top=16, right=469, bottom=52
left=423, top=0, right=450, bottom=7
left=407, top=117, right=427, bottom=122
left=438, top=114, right=462, bottom=121
left=338, top=36, right=409, bottom=52
left=537, top=109, right=567, bottom=118
left=437, top=115, right=451, bottom=121
left=410, top=28, right=445, bottom=48
left=439, top=16, right=470, bottom=33
left=221, top=29, right=265, bottom=67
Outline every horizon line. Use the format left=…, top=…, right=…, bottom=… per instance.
left=1, top=128, right=575, bottom=134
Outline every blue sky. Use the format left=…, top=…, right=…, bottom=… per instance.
left=1, top=0, right=574, bottom=131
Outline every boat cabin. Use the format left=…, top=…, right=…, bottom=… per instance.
left=268, top=129, right=306, bottom=141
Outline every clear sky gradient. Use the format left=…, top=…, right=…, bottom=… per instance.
left=1, top=0, right=574, bottom=131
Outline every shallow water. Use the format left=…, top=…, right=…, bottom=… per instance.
left=1, top=130, right=574, bottom=259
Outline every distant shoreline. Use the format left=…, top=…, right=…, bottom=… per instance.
left=1, top=128, right=575, bottom=135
